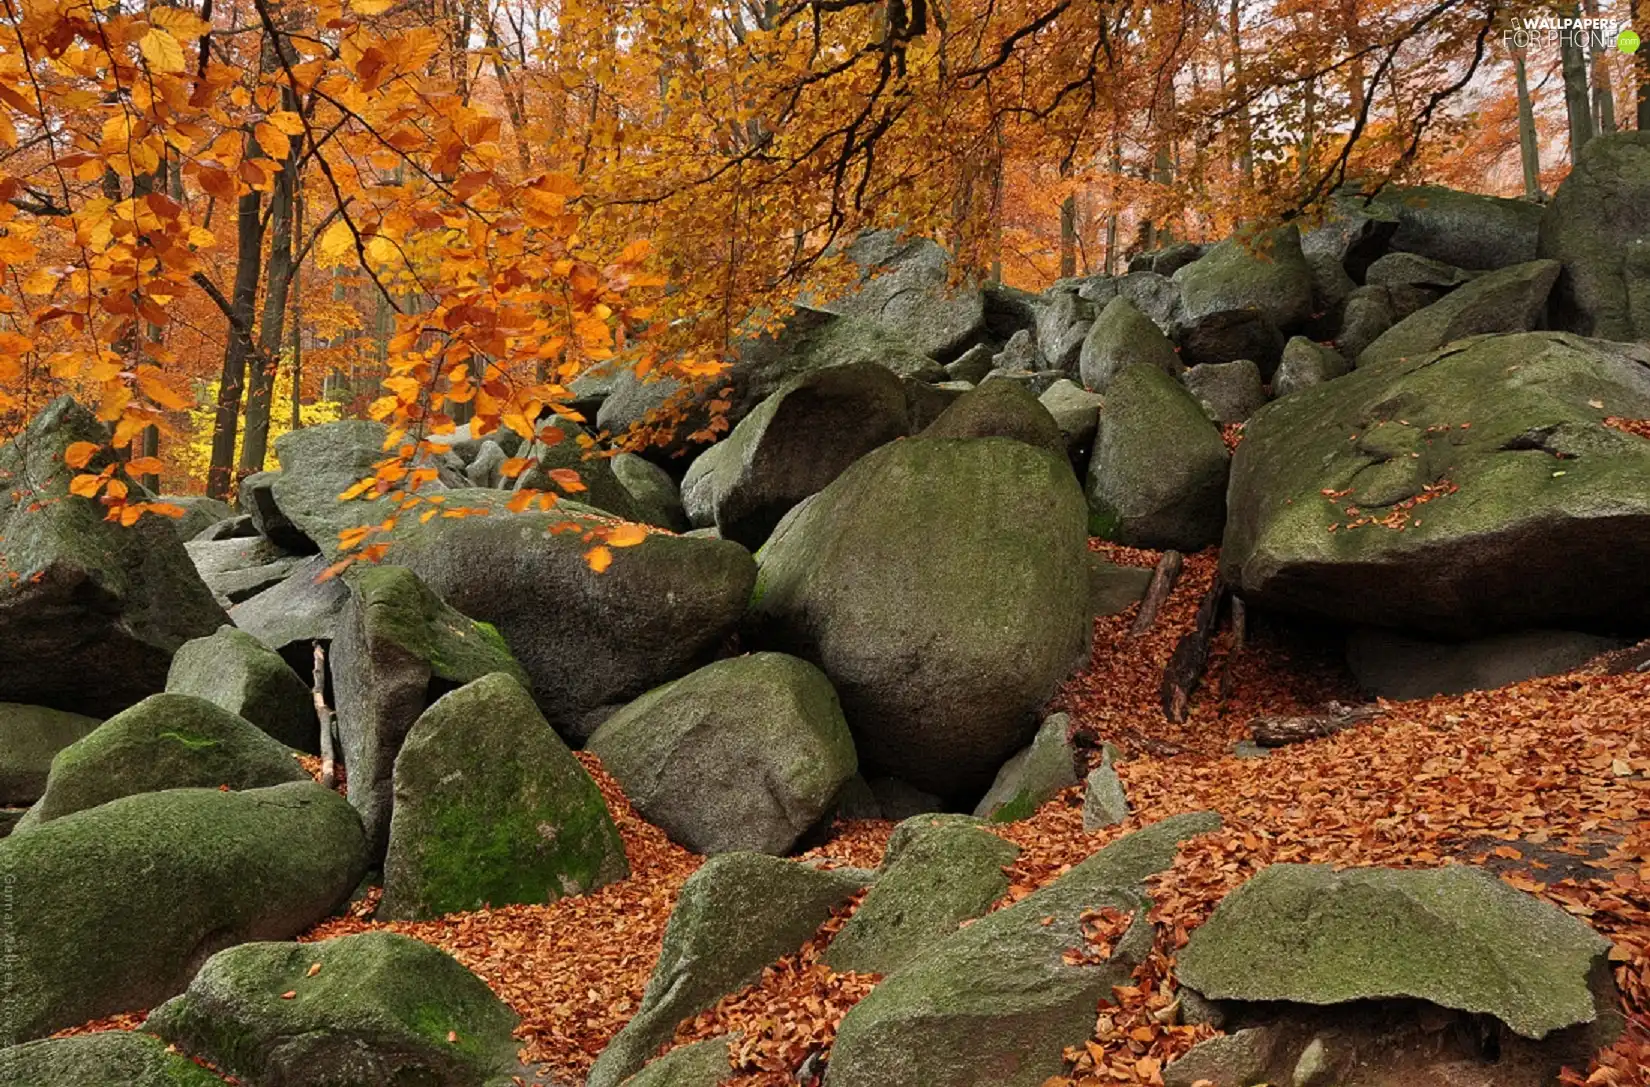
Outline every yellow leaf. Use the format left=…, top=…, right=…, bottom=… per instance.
left=617, top=238, right=650, bottom=265
left=265, top=110, right=306, bottom=136
left=69, top=472, right=105, bottom=497
left=254, top=121, right=290, bottom=161
left=149, top=7, right=212, bottom=38
left=138, top=28, right=187, bottom=74
left=606, top=522, right=648, bottom=548
left=585, top=545, right=612, bottom=573
left=316, top=219, right=354, bottom=267
left=19, top=267, right=55, bottom=297
left=135, top=364, right=192, bottom=411
left=352, top=0, right=396, bottom=13
left=64, top=441, right=101, bottom=469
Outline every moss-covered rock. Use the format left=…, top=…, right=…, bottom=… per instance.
left=1087, top=554, right=1153, bottom=619
left=0, top=397, right=229, bottom=716
left=1372, top=185, right=1543, bottom=272
left=746, top=438, right=1090, bottom=800
left=680, top=362, right=911, bottom=548
left=587, top=653, right=856, bottom=856
left=1081, top=743, right=1129, bottom=830
left=0, top=781, right=367, bottom=1045
left=1356, top=260, right=1560, bottom=368
left=1182, top=360, right=1266, bottom=424
left=1272, top=337, right=1350, bottom=399
left=266, top=420, right=407, bottom=557
left=512, top=416, right=639, bottom=521
left=166, top=626, right=319, bottom=751
left=1038, top=379, right=1105, bottom=463
left=1539, top=131, right=1650, bottom=342
left=587, top=854, right=864, bottom=1087
left=1085, top=364, right=1230, bottom=551
left=332, top=564, right=529, bottom=857
left=823, top=812, right=1220, bottom=1087
left=1175, top=863, right=1614, bottom=1040
left=974, top=713, right=1080, bottom=823
left=919, top=380, right=1067, bottom=461
left=823, top=819, right=1017, bottom=976
left=146, top=932, right=518, bottom=1087
left=1222, top=331, right=1650, bottom=635
left=621, top=1036, right=736, bottom=1087
left=362, top=489, right=757, bottom=742
left=1172, top=226, right=1313, bottom=370
left=16, top=693, right=307, bottom=831
left=613, top=453, right=688, bottom=532
left=0, top=703, right=100, bottom=806
left=0, top=1031, right=227, bottom=1087
left=1078, top=296, right=1183, bottom=394
left=831, top=233, right=988, bottom=362
left=381, top=673, right=627, bottom=919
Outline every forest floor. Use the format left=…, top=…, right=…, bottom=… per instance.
left=64, top=545, right=1650, bottom=1087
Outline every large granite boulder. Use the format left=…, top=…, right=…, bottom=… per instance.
left=587, top=854, right=863, bottom=1087
left=920, top=379, right=1067, bottom=460
left=166, top=625, right=319, bottom=751
left=1085, top=364, right=1230, bottom=551
left=586, top=653, right=857, bottom=856
left=1078, top=296, right=1182, bottom=393
left=266, top=419, right=420, bottom=557
left=0, top=703, right=100, bottom=807
left=1222, top=332, right=1650, bottom=635
left=746, top=438, right=1090, bottom=800
left=830, top=232, right=988, bottom=361
left=0, top=1032, right=225, bottom=1087
left=1171, top=226, right=1314, bottom=370
left=1175, top=863, right=1614, bottom=1040
left=381, top=672, right=627, bottom=919
left=0, top=781, right=367, bottom=1045
left=1356, top=260, right=1561, bottom=368
left=0, top=397, right=228, bottom=716
left=1346, top=627, right=1623, bottom=701
left=1374, top=185, right=1543, bottom=271
left=823, top=813, right=1220, bottom=1087
left=16, top=692, right=308, bottom=831
left=228, top=554, right=349, bottom=662
left=680, top=361, right=910, bottom=548
left=147, top=932, right=519, bottom=1087
left=1539, top=131, right=1650, bottom=342
left=331, top=564, right=529, bottom=857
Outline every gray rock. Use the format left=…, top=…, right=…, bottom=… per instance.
left=228, top=553, right=349, bottom=655
left=944, top=343, right=997, bottom=384
left=1175, top=863, right=1613, bottom=1040
left=146, top=931, right=519, bottom=1087
left=1356, top=260, right=1561, bottom=368
left=830, top=232, right=988, bottom=361
left=612, top=452, right=688, bottom=532
left=464, top=439, right=508, bottom=488
left=0, top=1031, right=226, bottom=1087
left=1346, top=627, right=1624, bottom=701
left=1082, top=745, right=1129, bottom=829
left=1272, top=337, right=1351, bottom=399
left=1304, top=249, right=1357, bottom=337
left=1033, top=289, right=1095, bottom=372
left=746, top=438, right=1090, bottom=799
left=1374, top=185, right=1543, bottom=271
left=0, top=704, right=100, bottom=807
left=1173, top=226, right=1314, bottom=370
left=867, top=777, right=945, bottom=820
left=332, top=564, right=530, bottom=857
left=0, top=397, right=229, bottom=716
left=1365, top=252, right=1477, bottom=291
left=587, top=854, right=863, bottom=1087
left=513, top=417, right=640, bottom=520
left=382, top=673, right=628, bottom=919
left=1300, top=194, right=1398, bottom=281
left=621, top=1036, right=737, bottom=1087
left=268, top=420, right=432, bottom=557
left=678, top=361, right=910, bottom=548
left=1540, top=131, right=1650, bottom=342
left=0, top=781, right=367, bottom=1045
left=158, top=495, right=235, bottom=542
left=1085, top=364, right=1230, bottom=551
left=1333, top=285, right=1397, bottom=360
left=1082, top=272, right=1184, bottom=332
left=1088, top=554, right=1153, bottom=618
left=991, top=328, right=1046, bottom=372
left=1222, top=332, right=1650, bottom=636
left=1182, top=360, right=1267, bottom=424
left=17, top=692, right=308, bottom=831
left=167, top=625, right=318, bottom=751
left=974, top=713, right=1080, bottom=822
left=920, top=379, right=1067, bottom=460
left=1079, top=296, right=1183, bottom=393
left=824, top=818, right=1018, bottom=976
left=586, top=653, right=857, bottom=856
left=1038, top=379, right=1105, bottom=462
left=823, top=813, right=1221, bottom=1087
left=239, top=468, right=310, bottom=552
left=190, top=512, right=259, bottom=542
left=980, top=367, right=1061, bottom=396
left=1162, top=1027, right=1279, bottom=1087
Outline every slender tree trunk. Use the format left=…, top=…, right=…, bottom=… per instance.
left=1582, top=0, right=1616, bottom=133
left=1560, top=6, right=1595, bottom=163
left=1229, top=0, right=1254, bottom=185
left=1515, top=47, right=1544, bottom=200
left=1059, top=191, right=1078, bottom=279
left=239, top=112, right=299, bottom=475
left=290, top=189, right=304, bottom=431
left=1635, top=0, right=1650, bottom=129
left=1103, top=135, right=1121, bottom=276
left=205, top=181, right=265, bottom=500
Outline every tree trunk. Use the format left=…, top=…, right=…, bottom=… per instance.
left=1514, top=47, right=1543, bottom=200
left=1582, top=0, right=1616, bottom=134
left=1560, top=5, right=1595, bottom=163
left=1251, top=703, right=1382, bottom=747
left=1059, top=191, right=1078, bottom=279
left=1161, top=577, right=1227, bottom=723
left=1103, top=136, right=1121, bottom=276
left=1229, top=0, right=1254, bottom=185
left=204, top=182, right=265, bottom=500
left=239, top=101, right=300, bottom=476
left=1130, top=550, right=1184, bottom=636
left=290, top=188, right=304, bottom=430
left=1635, top=0, right=1650, bottom=129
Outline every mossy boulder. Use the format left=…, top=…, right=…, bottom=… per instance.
left=1182, top=360, right=1266, bottom=424
left=381, top=673, right=627, bottom=920
left=1038, top=379, right=1105, bottom=462
left=1273, top=337, right=1350, bottom=399
left=680, top=361, right=911, bottom=548
left=613, top=453, right=688, bottom=532
left=1222, top=332, right=1650, bottom=636
left=266, top=420, right=410, bottom=557
left=0, top=397, right=229, bottom=716
left=332, top=564, right=529, bottom=858
left=823, top=818, right=1018, bottom=976
left=146, top=932, right=519, bottom=1087
left=823, top=812, right=1220, bottom=1087
left=0, top=703, right=100, bottom=805
left=973, top=713, right=1080, bottom=823
left=1175, top=863, right=1614, bottom=1040
left=1081, top=743, right=1129, bottom=830
left=586, top=653, right=856, bottom=856
left=16, top=693, right=307, bottom=831
left=919, top=379, right=1067, bottom=461
left=1085, top=364, right=1230, bottom=551
left=1078, top=296, right=1183, bottom=394
left=621, top=1036, right=735, bottom=1087
left=746, top=438, right=1090, bottom=800
left=166, top=626, right=319, bottom=751
left=1356, top=260, right=1560, bottom=368
left=832, top=233, right=988, bottom=361
left=364, top=489, right=757, bottom=742
left=0, top=781, right=367, bottom=1045
left=1373, top=184, right=1543, bottom=272
left=0, top=1031, right=226, bottom=1087
left=228, top=554, right=350, bottom=657
left=1171, top=226, right=1314, bottom=370
left=586, top=853, right=864, bottom=1087
left=1539, top=131, right=1650, bottom=342
left=1087, top=554, right=1153, bottom=619
left=512, top=417, right=640, bottom=521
